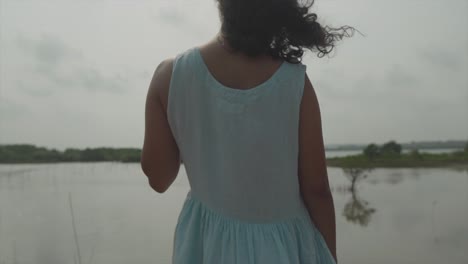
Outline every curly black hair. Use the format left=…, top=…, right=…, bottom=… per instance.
left=216, top=0, right=359, bottom=63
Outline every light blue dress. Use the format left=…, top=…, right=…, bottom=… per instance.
left=167, top=47, right=336, bottom=264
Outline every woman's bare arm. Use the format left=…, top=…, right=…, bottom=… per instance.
left=298, top=73, right=337, bottom=262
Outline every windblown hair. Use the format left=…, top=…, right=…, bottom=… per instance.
left=216, top=0, right=358, bottom=63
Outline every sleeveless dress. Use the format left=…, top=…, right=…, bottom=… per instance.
left=167, top=47, right=336, bottom=264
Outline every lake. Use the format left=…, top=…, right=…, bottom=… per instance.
left=0, top=162, right=467, bottom=264
left=324, top=148, right=464, bottom=158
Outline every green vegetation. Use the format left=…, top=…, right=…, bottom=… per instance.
left=327, top=140, right=468, bottom=168
left=0, top=144, right=141, bottom=163
left=1, top=141, right=467, bottom=168
left=326, top=140, right=467, bottom=151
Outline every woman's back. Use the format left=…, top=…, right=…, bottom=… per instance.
left=169, top=43, right=306, bottom=221
left=166, top=43, right=336, bottom=263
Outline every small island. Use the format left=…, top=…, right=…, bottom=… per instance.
left=327, top=141, right=468, bottom=169
left=0, top=141, right=467, bottom=168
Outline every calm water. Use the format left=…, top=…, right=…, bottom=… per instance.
left=325, top=148, right=463, bottom=158
left=0, top=162, right=467, bottom=264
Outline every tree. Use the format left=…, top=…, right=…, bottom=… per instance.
left=363, top=144, right=380, bottom=160
left=63, top=148, right=82, bottom=161
left=465, top=142, right=468, bottom=152
left=381, top=140, right=402, bottom=155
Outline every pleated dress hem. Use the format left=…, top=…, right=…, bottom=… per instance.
left=172, top=191, right=337, bottom=264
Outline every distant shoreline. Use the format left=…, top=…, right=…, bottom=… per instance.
left=1, top=143, right=467, bottom=168
left=3, top=160, right=467, bottom=169
left=325, top=140, right=467, bottom=152
left=326, top=152, right=468, bottom=169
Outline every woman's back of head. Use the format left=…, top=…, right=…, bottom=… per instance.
left=216, top=0, right=358, bottom=63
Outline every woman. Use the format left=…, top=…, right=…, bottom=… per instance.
left=141, top=0, right=355, bottom=263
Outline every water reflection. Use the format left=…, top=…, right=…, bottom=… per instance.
left=1, top=164, right=467, bottom=264
left=340, top=168, right=376, bottom=227
left=384, top=170, right=404, bottom=185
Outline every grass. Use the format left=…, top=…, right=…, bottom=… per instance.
left=326, top=150, right=468, bottom=168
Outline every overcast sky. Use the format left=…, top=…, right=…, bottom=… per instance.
left=1, top=0, right=467, bottom=151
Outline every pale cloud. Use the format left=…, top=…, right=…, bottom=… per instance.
left=385, top=64, right=419, bottom=88
left=154, top=6, right=187, bottom=27
left=15, top=33, right=129, bottom=95
left=420, top=50, right=463, bottom=72
left=16, top=33, right=83, bottom=69
left=0, top=98, right=29, bottom=120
